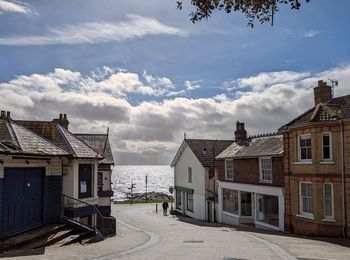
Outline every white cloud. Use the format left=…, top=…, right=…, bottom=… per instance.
left=0, top=0, right=32, bottom=14
left=301, top=30, right=320, bottom=38
left=184, top=80, right=201, bottom=90
left=0, top=14, right=187, bottom=46
left=1, top=64, right=350, bottom=164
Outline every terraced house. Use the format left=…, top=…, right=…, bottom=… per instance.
left=0, top=112, right=115, bottom=240
left=280, top=80, right=350, bottom=237
left=216, top=122, right=285, bottom=231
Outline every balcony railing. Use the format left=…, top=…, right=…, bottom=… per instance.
left=62, top=194, right=116, bottom=238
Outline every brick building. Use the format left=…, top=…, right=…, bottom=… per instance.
left=216, top=121, right=285, bottom=231
left=280, top=80, right=350, bottom=237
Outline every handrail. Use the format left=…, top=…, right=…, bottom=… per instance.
left=62, top=194, right=116, bottom=237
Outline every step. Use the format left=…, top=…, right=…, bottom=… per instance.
left=0, top=224, right=66, bottom=253
left=32, top=228, right=80, bottom=249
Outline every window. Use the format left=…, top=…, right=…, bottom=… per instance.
left=188, top=167, right=192, bottom=183
left=300, top=182, right=313, bottom=218
left=79, top=164, right=93, bottom=199
left=322, top=133, right=332, bottom=161
left=186, top=192, right=193, bottom=212
left=176, top=190, right=182, bottom=210
left=260, top=157, right=272, bottom=182
left=241, top=191, right=252, bottom=216
left=324, top=183, right=334, bottom=220
left=223, top=189, right=238, bottom=215
left=225, top=159, right=234, bottom=180
left=299, top=134, right=312, bottom=161
left=98, top=172, right=103, bottom=192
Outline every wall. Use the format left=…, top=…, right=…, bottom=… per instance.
left=284, top=120, right=350, bottom=237
left=217, top=157, right=284, bottom=187
left=174, top=144, right=206, bottom=220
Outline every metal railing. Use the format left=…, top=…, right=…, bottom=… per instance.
left=62, top=194, right=116, bottom=237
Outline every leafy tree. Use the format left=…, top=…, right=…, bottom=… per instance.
left=177, top=0, right=310, bottom=27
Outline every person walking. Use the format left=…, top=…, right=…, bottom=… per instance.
left=162, top=200, right=169, bottom=216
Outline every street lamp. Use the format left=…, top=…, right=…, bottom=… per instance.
left=169, top=186, right=174, bottom=214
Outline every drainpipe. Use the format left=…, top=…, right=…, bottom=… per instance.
left=286, top=131, right=292, bottom=233
left=341, top=120, right=347, bottom=238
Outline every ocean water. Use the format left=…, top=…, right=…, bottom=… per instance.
left=112, top=165, right=174, bottom=200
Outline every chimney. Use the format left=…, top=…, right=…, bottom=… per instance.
left=53, top=113, right=69, bottom=130
left=1, top=111, right=11, bottom=119
left=314, top=80, right=332, bottom=106
left=235, top=121, right=247, bottom=144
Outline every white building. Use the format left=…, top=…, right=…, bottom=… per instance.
left=171, top=138, right=232, bottom=221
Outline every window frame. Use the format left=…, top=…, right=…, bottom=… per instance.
left=299, top=181, right=314, bottom=218
left=225, top=159, right=234, bottom=181
left=323, top=182, right=334, bottom=220
left=188, top=167, right=192, bottom=183
left=298, top=134, right=312, bottom=162
left=186, top=192, right=194, bottom=212
left=78, top=164, right=93, bottom=199
left=321, top=132, right=332, bottom=161
left=259, top=157, right=273, bottom=183
left=222, top=188, right=239, bottom=216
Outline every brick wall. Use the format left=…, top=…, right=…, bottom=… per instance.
left=217, top=156, right=284, bottom=187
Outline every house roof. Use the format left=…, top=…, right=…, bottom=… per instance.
left=0, top=118, right=70, bottom=156
left=56, top=125, right=100, bottom=159
left=74, top=133, right=114, bottom=165
left=216, top=134, right=283, bottom=159
left=281, top=94, right=350, bottom=130
left=171, top=139, right=233, bottom=168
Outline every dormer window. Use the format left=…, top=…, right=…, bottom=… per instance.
left=298, top=134, right=312, bottom=162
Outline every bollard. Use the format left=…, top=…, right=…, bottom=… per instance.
left=156, top=204, right=158, bottom=213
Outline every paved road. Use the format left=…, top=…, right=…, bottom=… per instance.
left=4, top=203, right=350, bottom=259
left=109, top=203, right=350, bottom=260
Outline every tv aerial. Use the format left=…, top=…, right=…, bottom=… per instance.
left=328, top=79, right=338, bottom=98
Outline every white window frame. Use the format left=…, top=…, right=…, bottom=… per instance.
left=298, top=134, right=312, bottom=162
left=321, top=132, right=332, bottom=161
left=299, top=182, right=314, bottom=219
left=188, top=167, right=192, bottom=183
left=323, top=183, right=334, bottom=220
left=259, top=157, right=272, bottom=183
left=225, top=159, right=234, bottom=180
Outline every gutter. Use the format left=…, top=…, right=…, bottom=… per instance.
left=340, top=120, right=347, bottom=238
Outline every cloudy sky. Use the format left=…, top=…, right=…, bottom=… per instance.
left=0, top=0, right=349, bottom=165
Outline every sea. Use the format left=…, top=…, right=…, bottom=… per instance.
left=111, top=165, right=174, bottom=200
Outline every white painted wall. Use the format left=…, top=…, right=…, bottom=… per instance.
left=173, top=144, right=206, bottom=220
left=0, top=155, right=62, bottom=178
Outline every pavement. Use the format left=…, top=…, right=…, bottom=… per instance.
left=3, top=203, right=350, bottom=259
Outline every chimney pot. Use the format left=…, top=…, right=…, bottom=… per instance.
left=59, top=113, right=63, bottom=119
left=1, top=111, right=5, bottom=118
left=6, top=111, right=10, bottom=118
left=63, top=114, right=67, bottom=120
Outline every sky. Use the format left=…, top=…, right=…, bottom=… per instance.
left=0, top=0, right=349, bottom=165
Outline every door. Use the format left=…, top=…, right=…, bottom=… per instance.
left=3, top=168, right=44, bottom=235
left=79, top=164, right=93, bottom=199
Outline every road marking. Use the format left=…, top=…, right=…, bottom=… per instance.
left=240, top=232, right=296, bottom=260
left=88, top=218, right=159, bottom=260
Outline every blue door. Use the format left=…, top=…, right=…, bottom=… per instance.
left=3, top=167, right=44, bottom=235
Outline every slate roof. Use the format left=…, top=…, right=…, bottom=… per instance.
left=216, top=134, right=283, bottom=159
left=281, top=94, right=350, bottom=129
left=74, top=134, right=114, bottom=165
left=57, top=125, right=100, bottom=159
left=172, top=139, right=233, bottom=167
left=0, top=118, right=69, bottom=156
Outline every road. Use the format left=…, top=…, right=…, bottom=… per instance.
left=107, top=203, right=350, bottom=260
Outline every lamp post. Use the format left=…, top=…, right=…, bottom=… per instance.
left=169, top=186, right=174, bottom=214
